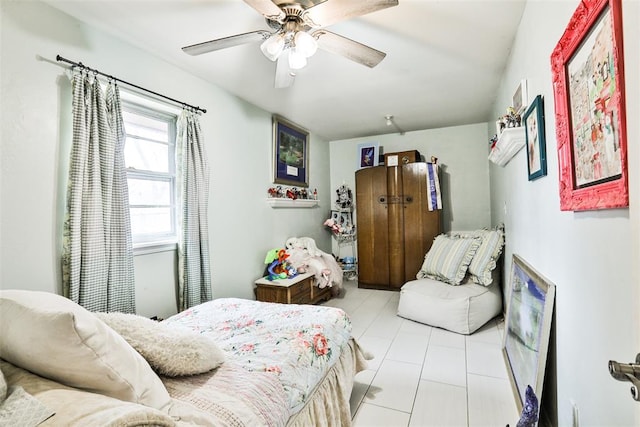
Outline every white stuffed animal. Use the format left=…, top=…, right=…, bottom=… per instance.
left=285, top=237, right=343, bottom=294
left=285, top=236, right=322, bottom=257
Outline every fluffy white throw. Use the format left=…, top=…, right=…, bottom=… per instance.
left=95, top=312, right=225, bottom=377
left=285, top=237, right=343, bottom=294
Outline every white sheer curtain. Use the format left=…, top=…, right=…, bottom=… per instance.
left=176, top=109, right=212, bottom=310
left=62, top=70, right=135, bottom=313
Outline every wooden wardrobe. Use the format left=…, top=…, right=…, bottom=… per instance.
left=355, top=162, right=441, bottom=290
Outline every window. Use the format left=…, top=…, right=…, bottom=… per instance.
left=122, top=102, right=178, bottom=249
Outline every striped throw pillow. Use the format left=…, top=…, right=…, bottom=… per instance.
left=450, top=225, right=505, bottom=286
left=417, top=234, right=482, bottom=285
left=468, top=228, right=505, bottom=285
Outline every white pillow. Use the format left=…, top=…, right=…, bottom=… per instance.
left=0, top=290, right=171, bottom=410
left=417, top=234, right=482, bottom=285
left=95, top=312, right=225, bottom=377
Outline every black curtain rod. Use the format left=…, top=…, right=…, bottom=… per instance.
left=56, top=55, right=206, bottom=114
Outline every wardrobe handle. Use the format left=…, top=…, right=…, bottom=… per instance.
left=378, top=196, right=386, bottom=204
left=405, top=196, right=413, bottom=203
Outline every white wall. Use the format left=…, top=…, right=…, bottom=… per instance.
left=3, top=1, right=639, bottom=423
left=490, top=0, right=639, bottom=425
left=0, top=1, right=332, bottom=318
left=330, top=123, right=492, bottom=241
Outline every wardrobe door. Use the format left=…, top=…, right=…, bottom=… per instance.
left=387, top=165, right=406, bottom=288
left=356, top=166, right=389, bottom=288
left=402, top=163, right=441, bottom=282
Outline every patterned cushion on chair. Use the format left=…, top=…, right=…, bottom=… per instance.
left=417, top=234, right=482, bottom=285
left=450, top=224, right=505, bottom=286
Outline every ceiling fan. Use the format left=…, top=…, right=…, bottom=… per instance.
left=181, top=0, right=399, bottom=88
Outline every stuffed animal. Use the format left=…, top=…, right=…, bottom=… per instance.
left=323, top=218, right=342, bottom=234
left=284, top=237, right=343, bottom=296
left=264, top=248, right=298, bottom=281
left=286, top=237, right=323, bottom=257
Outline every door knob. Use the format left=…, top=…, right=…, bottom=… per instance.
left=609, top=353, right=640, bottom=401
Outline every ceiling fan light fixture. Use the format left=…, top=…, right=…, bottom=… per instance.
left=288, top=48, right=308, bottom=70
left=181, top=0, right=400, bottom=88
left=294, top=31, right=317, bottom=58
left=260, top=33, right=285, bottom=61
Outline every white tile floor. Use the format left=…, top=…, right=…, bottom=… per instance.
left=322, top=279, right=520, bottom=427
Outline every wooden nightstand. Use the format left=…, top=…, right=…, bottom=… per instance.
left=254, top=272, right=332, bottom=305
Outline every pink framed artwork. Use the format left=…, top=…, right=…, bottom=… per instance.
left=550, top=0, right=628, bottom=211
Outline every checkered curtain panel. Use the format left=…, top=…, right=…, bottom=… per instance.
left=176, top=110, right=212, bottom=310
left=61, top=70, right=135, bottom=313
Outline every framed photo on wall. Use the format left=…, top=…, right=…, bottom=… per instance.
left=356, top=142, right=379, bottom=169
left=550, top=0, right=628, bottom=211
left=503, top=254, right=555, bottom=416
left=524, top=95, right=547, bottom=181
left=273, top=115, right=309, bottom=187
left=512, top=79, right=528, bottom=115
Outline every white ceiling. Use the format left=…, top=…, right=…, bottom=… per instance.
left=45, top=0, right=526, bottom=141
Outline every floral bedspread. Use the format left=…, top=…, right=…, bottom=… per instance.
left=163, top=298, right=352, bottom=415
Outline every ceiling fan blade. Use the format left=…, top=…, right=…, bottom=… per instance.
left=182, top=31, right=270, bottom=56
left=274, top=53, right=295, bottom=88
left=314, top=30, right=386, bottom=68
left=303, top=0, right=398, bottom=28
left=243, top=0, right=286, bottom=22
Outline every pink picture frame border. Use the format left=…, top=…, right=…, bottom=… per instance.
left=550, top=0, right=628, bottom=211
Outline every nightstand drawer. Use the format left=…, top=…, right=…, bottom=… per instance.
left=289, top=279, right=309, bottom=303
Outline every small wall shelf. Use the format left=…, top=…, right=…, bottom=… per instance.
left=488, top=127, right=526, bottom=166
left=266, top=198, right=319, bottom=208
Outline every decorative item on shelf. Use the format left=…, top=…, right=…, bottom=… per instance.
left=335, top=184, right=353, bottom=209
left=489, top=134, right=499, bottom=150
left=286, top=188, right=297, bottom=199
left=267, top=185, right=313, bottom=200
left=356, top=142, right=379, bottom=169
left=513, top=79, right=529, bottom=115
left=496, top=107, right=522, bottom=135
left=384, top=150, right=420, bottom=167
left=323, top=214, right=355, bottom=237
left=267, top=185, right=283, bottom=198
left=266, top=185, right=319, bottom=208
left=323, top=218, right=343, bottom=235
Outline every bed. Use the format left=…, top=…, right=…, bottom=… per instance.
left=0, top=290, right=369, bottom=426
